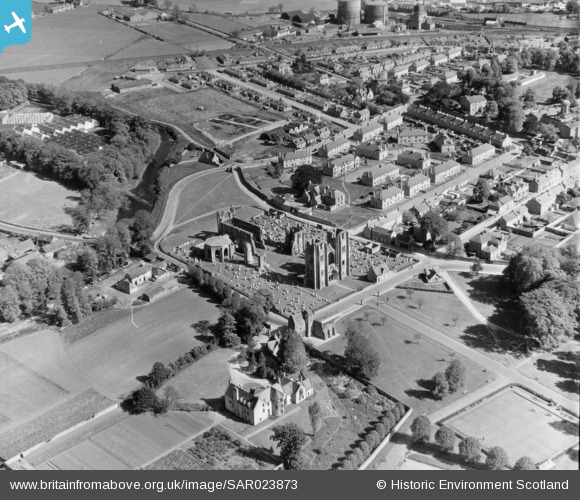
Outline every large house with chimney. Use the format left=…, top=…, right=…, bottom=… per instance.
left=224, top=373, right=313, bottom=425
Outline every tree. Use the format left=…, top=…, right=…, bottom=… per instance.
left=290, top=164, right=321, bottom=192
left=432, top=371, right=449, bottom=399
left=278, top=3, right=284, bottom=12
left=513, top=456, right=536, bottom=470
left=445, top=359, right=466, bottom=393
left=67, top=205, right=91, bottom=234
left=308, top=401, right=321, bottom=436
left=566, top=0, right=580, bottom=14
left=470, top=258, right=483, bottom=276
left=504, top=246, right=561, bottom=294
left=130, top=210, right=155, bottom=256
left=459, top=436, right=481, bottom=464
left=410, top=415, right=431, bottom=443
left=498, top=98, right=525, bottom=132
left=552, top=86, right=571, bottom=103
left=251, top=288, right=275, bottom=312
left=538, top=123, right=559, bottom=142
left=520, top=286, right=576, bottom=349
left=76, top=246, right=99, bottom=280
left=278, top=329, right=309, bottom=374
left=402, top=210, right=416, bottom=224
left=270, top=423, right=307, bottom=470
left=482, top=100, right=499, bottom=121
left=148, top=362, right=170, bottom=388
left=472, top=178, right=491, bottom=203
left=216, top=312, right=240, bottom=348
left=486, top=446, right=509, bottom=470
left=234, top=303, right=266, bottom=343
left=521, top=88, right=536, bottom=108
left=420, top=211, right=449, bottom=243
left=435, top=425, right=456, bottom=453
left=344, top=329, right=381, bottom=379
left=0, top=285, right=20, bottom=323
left=446, top=233, right=464, bottom=257
left=131, top=385, right=159, bottom=414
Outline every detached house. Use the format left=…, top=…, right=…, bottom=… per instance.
left=353, top=123, right=382, bottom=142
left=360, top=164, right=399, bottom=187
left=462, top=144, right=495, bottom=165
left=461, top=95, right=487, bottom=115
left=278, top=150, right=312, bottom=169
left=397, top=151, right=431, bottom=170
left=488, top=195, right=515, bottom=216
left=319, top=137, right=350, bottom=158
left=468, top=231, right=507, bottom=261
left=224, top=373, right=313, bottom=425
left=322, top=154, right=359, bottom=177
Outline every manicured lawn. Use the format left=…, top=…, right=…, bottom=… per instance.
left=159, top=348, right=236, bottom=405
left=65, top=288, right=221, bottom=397
left=448, top=272, right=521, bottom=332
left=174, top=171, right=256, bottom=226
left=324, top=309, right=494, bottom=414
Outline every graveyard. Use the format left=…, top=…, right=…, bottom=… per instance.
left=183, top=209, right=417, bottom=318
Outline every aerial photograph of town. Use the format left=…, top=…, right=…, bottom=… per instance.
left=0, top=0, right=578, bottom=474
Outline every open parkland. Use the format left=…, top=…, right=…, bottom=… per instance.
left=0, top=0, right=579, bottom=473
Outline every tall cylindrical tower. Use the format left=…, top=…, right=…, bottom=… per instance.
left=337, top=0, right=362, bottom=26
left=364, top=1, right=388, bottom=25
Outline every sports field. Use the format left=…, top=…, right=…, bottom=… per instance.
left=139, top=23, right=233, bottom=51
left=34, top=412, right=215, bottom=470
left=0, top=7, right=141, bottom=70
left=445, top=386, right=579, bottom=465
left=522, top=71, right=577, bottom=102
left=65, top=288, right=222, bottom=397
left=0, top=167, right=77, bottom=231
left=326, top=308, right=493, bottom=414
left=174, top=171, right=257, bottom=226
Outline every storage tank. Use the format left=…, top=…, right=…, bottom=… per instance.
left=364, top=1, right=387, bottom=25
left=337, top=0, right=361, bottom=26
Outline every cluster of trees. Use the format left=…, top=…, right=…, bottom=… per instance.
left=0, top=77, right=27, bottom=110
left=339, top=395, right=406, bottom=470
left=189, top=266, right=272, bottom=346
left=292, top=54, right=315, bottom=74
left=264, top=69, right=308, bottom=91
left=411, top=417, right=535, bottom=470
left=419, top=211, right=450, bottom=245
left=0, top=79, right=161, bottom=234
left=128, top=384, right=180, bottom=415
left=290, top=164, right=322, bottom=192
left=343, top=320, right=381, bottom=379
left=504, top=246, right=579, bottom=349
left=430, top=358, right=467, bottom=399
left=0, top=258, right=106, bottom=326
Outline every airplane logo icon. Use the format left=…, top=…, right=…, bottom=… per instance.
left=4, top=12, right=25, bottom=34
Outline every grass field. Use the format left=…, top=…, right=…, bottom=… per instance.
left=0, top=389, right=113, bottom=461
left=108, top=37, right=187, bottom=60
left=139, top=23, right=233, bottom=51
left=160, top=349, right=236, bottom=405
left=522, top=71, right=577, bottom=102
left=3, top=67, right=88, bottom=85
left=0, top=7, right=142, bottom=70
left=0, top=168, right=77, bottom=231
left=116, top=87, right=280, bottom=143
left=445, top=386, right=579, bottom=465
left=447, top=272, right=521, bottom=332
left=36, top=412, right=214, bottom=470
left=325, top=309, right=494, bottom=414
left=174, top=171, right=257, bottom=226
left=65, top=288, right=222, bottom=397
left=177, top=0, right=337, bottom=14
left=0, top=351, right=69, bottom=430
